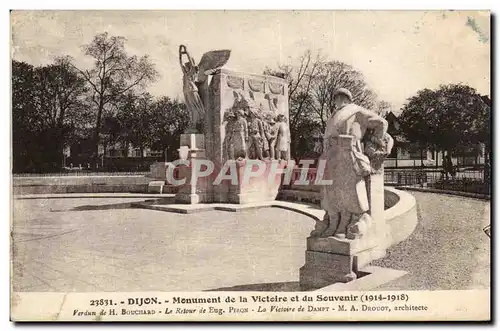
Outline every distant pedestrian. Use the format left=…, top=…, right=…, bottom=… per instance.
left=484, top=158, right=490, bottom=183
left=443, top=153, right=456, bottom=180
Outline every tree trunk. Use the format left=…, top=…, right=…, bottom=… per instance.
left=124, top=141, right=129, bottom=159
left=93, top=101, right=104, bottom=169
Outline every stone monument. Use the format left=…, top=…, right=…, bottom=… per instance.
left=299, top=88, right=394, bottom=289
left=175, top=45, right=290, bottom=204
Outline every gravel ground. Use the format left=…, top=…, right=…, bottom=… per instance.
left=372, top=192, right=490, bottom=290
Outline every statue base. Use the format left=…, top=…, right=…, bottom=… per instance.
left=174, top=134, right=210, bottom=204
left=175, top=192, right=206, bottom=204
left=299, top=235, right=378, bottom=290
left=213, top=159, right=287, bottom=204
left=173, top=134, right=290, bottom=204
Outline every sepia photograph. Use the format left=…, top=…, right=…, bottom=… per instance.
left=9, top=9, right=491, bottom=322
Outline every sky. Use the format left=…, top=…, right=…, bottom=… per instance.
left=10, top=10, right=490, bottom=112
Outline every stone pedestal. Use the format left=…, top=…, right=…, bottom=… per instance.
left=175, top=134, right=210, bottom=204
left=213, top=159, right=287, bottom=204
left=366, top=168, right=392, bottom=260
left=299, top=251, right=356, bottom=290
left=299, top=169, right=390, bottom=289
left=299, top=235, right=377, bottom=290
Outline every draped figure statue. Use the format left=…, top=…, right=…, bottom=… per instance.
left=311, top=88, right=393, bottom=240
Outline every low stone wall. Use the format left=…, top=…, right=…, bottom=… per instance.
left=383, top=187, right=418, bottom=246
left=398, top=185, right=490, bottom=201
left=278, top=186, right=418, bottom=247
left=12, top=176, right=152, bottom=195
left=384, top=188, right=400, bottom=209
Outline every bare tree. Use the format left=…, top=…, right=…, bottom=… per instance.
left=265, top=51, right=378, bottom=158
left=264, top=50, right=323, bottom=158
left=73, top=32, right=159, bottom=164
left=265, top=50, right=322, bottom=131
left=376, top=100, right=393, bottom=117
left=308, top=61, right=377, bottom=131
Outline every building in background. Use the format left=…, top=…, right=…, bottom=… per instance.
left=384, top=111, right=485, bottom=168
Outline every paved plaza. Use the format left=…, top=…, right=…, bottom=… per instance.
left=11, top=192, right=490, bottom=292
left=12, top=197, right=314, bottom=292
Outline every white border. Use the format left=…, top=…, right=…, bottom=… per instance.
left=2, top=1, right=497, bottom=330
left=4, top=0, right=499, bottom=10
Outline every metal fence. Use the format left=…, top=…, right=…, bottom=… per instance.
left=385, top=168, right=489, bottom=195
left=13, top=171, right=150, bottom=177
left=285, top=167, right=490, bottom=196
left=384, top=170, right=430, bottom=186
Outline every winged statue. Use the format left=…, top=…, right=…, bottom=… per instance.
left=179, top=45, right=231, bottom=133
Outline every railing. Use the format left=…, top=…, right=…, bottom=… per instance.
left=385, top=168, right=489, bottom=195
left=424, top=169, right=489, bottom=195
left=384, top=158, right=434, bottom=168
left=13, top=171, right=150, bottom=177
left=384, top=170, right=430, bottom=186
left=286, top=167, right=490, bottom=196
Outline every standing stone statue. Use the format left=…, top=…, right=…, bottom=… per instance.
left=247, top=109, right=266, bottom=160
left=179, top=45, right=231, bottom=133
left=310, top=88, right=392, bottom=240
left=223, top=108, right=248, bottom=160
left=275, top=114, right=291, bottom=161
left=261, top=114, right=271, bottom=159
left=263, top=114, right=278, bottom=159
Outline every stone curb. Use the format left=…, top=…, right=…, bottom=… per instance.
left=13, top=193, right=170, bottom=200
left=397, top=186, right=490, bottom=201
left=133, top=200, right=325, bottom=221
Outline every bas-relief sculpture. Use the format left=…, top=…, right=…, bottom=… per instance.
left=176, top=44, right=290, bottom=204
left=222, top=89, right=291, bottom=162
left=310, top=88, right=393, bottom=240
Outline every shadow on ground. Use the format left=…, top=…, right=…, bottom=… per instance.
left=49, top=197, right=177, bottom=212
left=207, top=281, right=303, bottom=292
